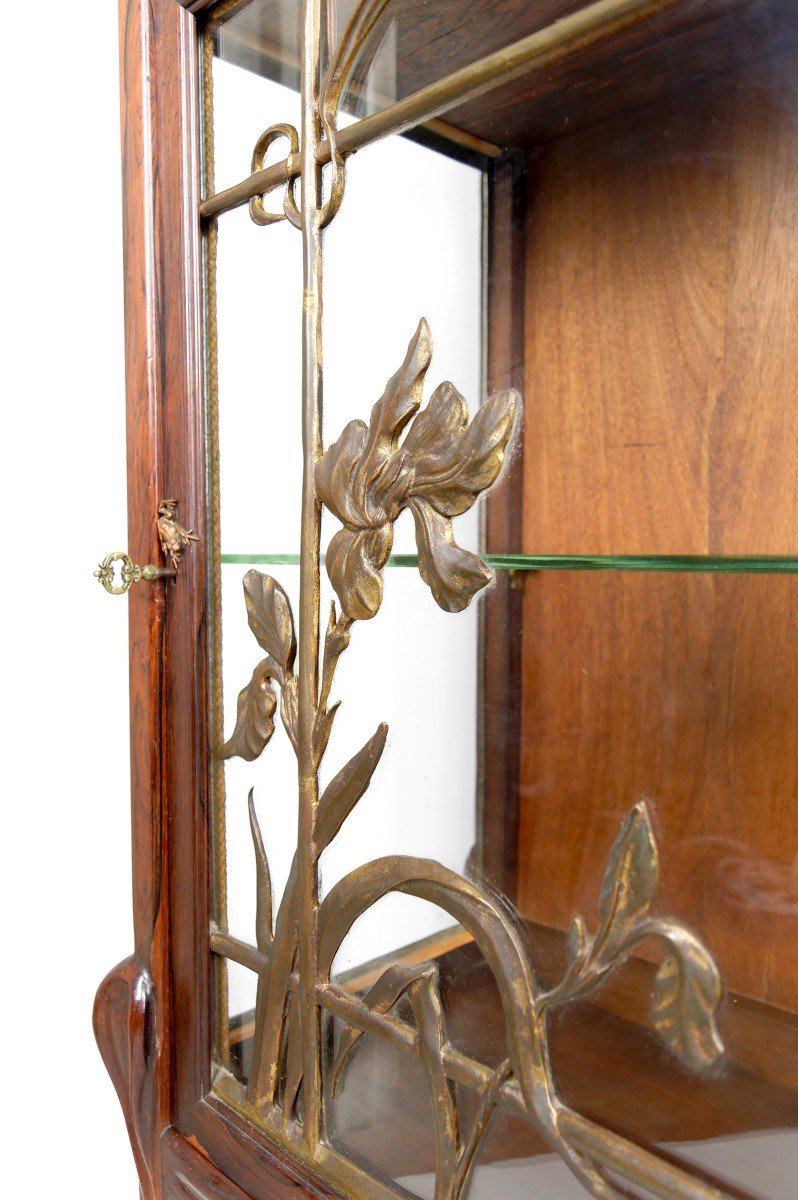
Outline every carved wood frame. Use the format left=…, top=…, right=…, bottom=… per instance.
left=95, top=2, right=330, bottom=1196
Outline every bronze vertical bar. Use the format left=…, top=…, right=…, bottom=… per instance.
left=297, top=0, right=324, bottom=1156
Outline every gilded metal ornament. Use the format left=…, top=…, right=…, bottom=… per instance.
left=94, top=551, right=175, bottom=595
left=96, top=500, right=196, bottom=594
left=217, top=318, right=723, bottom=1198
left=316, top=320, right=518, bottom=620
left=202, top=0, right=687, bottom=223
left=248, top=122, right=301, bottom=228
left=157, top=499, right=199, bottom=570
left=206, top=3, right=726, bottom=1199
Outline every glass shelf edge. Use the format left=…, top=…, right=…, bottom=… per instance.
left=220, top=553, right=798, bottom=574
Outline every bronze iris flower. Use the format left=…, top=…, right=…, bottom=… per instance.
left=315, top=319, right=519, bottom=620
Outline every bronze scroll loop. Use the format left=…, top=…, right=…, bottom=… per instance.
left=247, top=119, right=345, bottom=231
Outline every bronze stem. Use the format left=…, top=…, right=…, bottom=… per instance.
left=296, top=0, right=325, bottom=1156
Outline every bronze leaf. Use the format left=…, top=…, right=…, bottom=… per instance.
left=408, top=964, right=460, bottom=1188
left=312, top=701, right=340, bottom=768
left=594, top=801, right=659, bottom=957
left=222, top=660, right=277, bottom=761
left=409, top=499, right=493, bottom=614
left=331, top=960, right=434, bottom=1095
left=248, top=791, right=273, bottom=952
left=243, top=570, right=296, bottom=674
left=317, top=723, right=389, bottom=851
left=651, top=923, right=724, bottom=1072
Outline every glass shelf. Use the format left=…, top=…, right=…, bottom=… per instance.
left=221, top=553, right=798, bottom=574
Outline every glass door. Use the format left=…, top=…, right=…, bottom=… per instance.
left=198, top=3, right=798, bottom=1198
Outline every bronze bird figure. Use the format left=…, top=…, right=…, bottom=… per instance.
left=157, top=499, right=198, bottom=570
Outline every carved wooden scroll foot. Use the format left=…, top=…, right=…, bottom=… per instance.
left=94, top=954, right=157, bottom=1200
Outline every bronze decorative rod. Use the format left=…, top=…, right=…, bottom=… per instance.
left=295, top=0, right=326, bottom=1156
left=200, top=0, right=681, bottom=220
left=210, top=929, right=267, bottom=973
left=318, top=983, right=727, bottom=1200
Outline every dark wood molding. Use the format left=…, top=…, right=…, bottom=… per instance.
left=179, top=1099, right=341, bottom=1200
left=109, top=3, right=323, bottom=1197
left=162, top=1128, right=256, bottom=1200
left=176, top=0, right=217, bottom=12
left=94, top=955, right=158, bottom=1200
left=105, top=0, right=214, bottom=1192
left=480, top=152, right=526, bottom=903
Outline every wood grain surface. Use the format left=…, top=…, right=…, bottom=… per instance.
left=94, top=955, right=158, bottom=1200
left=520, top=48, right=798, bottom=557
left=119, top=0, right=214, bottom=1124
left=513, top=45, right=798, bottom=1014
left=178, top=1098, right=343, bottom=1200
left=516, top=571, right=798, bottom=1012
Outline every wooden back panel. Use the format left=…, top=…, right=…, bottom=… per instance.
left=515, top=47, right=798, bottom=1011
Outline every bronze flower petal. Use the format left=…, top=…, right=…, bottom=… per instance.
left=327, top=523, right=394, bottom=621
left=315, top=418, right=370, bottom=527
left=367, top=449, right=415, bottom=523
left=409, top=389, right=519, bottom=518
left=315, top=322, right=431, bottom=529
left=357, top=318, right=432, bottom=482
left=401, top=380, right=469, bottom=474
left=408, top=499, right=492, bottom=613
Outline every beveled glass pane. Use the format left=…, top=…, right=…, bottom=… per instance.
left=210, top=46, right=303, bottom=552
left=211, top=2, right=301, bottom=177
left=206, top=13, right=305, bottom=1061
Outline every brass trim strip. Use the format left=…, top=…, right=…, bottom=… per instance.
left=201, top=21, right=231, bottom=1069
left=294, top=0, right=325, bottom=1154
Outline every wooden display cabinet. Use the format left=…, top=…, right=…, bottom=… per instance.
left=96, top=2, right=798, bottom=1199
